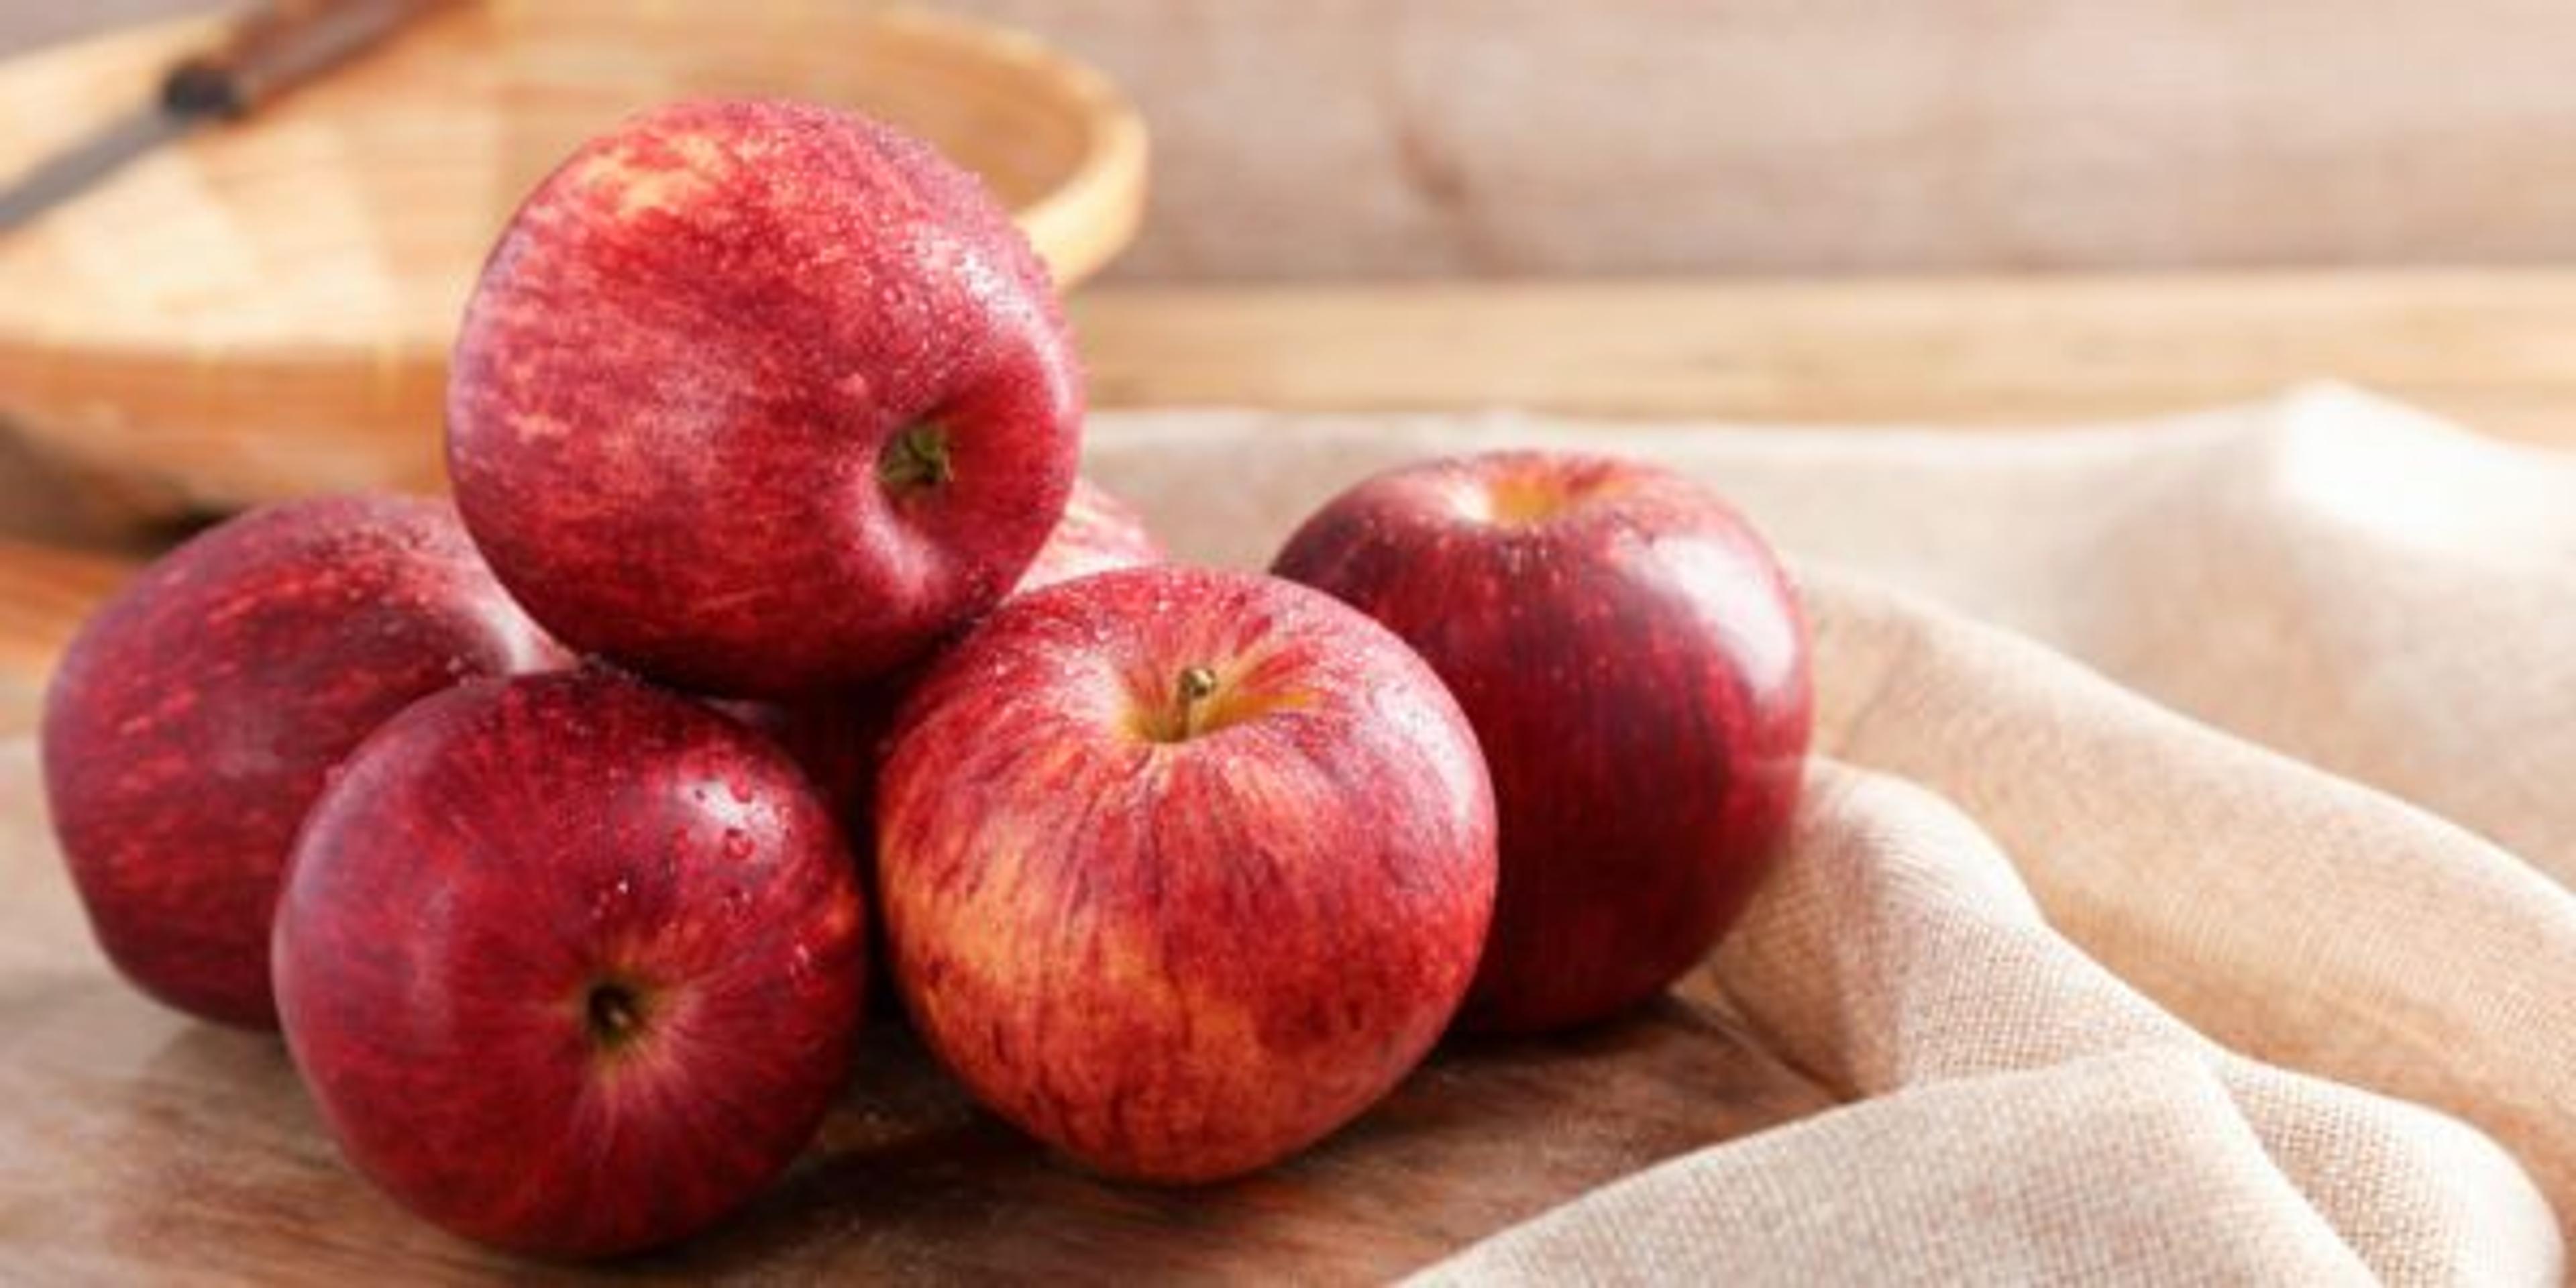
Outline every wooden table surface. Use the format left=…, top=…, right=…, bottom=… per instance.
left=1072, top=272, right=2576, bottom=444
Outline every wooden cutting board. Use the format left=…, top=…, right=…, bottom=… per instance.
left=0, top=733, right=1830, bottom=1283
left=0, top=533, right=1828, bottom=1282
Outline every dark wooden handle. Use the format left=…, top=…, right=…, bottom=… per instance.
left=160, top=0, right=452, bottom=117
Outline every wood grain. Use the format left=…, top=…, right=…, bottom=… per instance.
left=1067, top=273, right=2576, bottom=446
left=0, top=0, right=1146, bottom=515
left=0, top=735, right=1830, bottom=1283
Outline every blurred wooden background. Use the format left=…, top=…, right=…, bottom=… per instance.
left=11, top=0, right=2576, bottom=278
left=953, top=0, right=2576, bottom=278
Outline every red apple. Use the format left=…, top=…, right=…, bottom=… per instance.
left=1016, top=474, right=1168, bottom=593
left=40, top=494, right=560, bottom=1028
left=272, top=669, right=865, bottom=1258
left=875, top=565, right=1497, bottom=1182
left=1271, top=451, right=1811, bottom=1034
left=710, top=690, right=885, bottom=826
left=714, top=684, right=904, bottom=1024
left=447, top=98, right=1082, bottom=698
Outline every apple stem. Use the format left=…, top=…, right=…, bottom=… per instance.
left=878, top=423, right=954, bottom=492
left=1176, top=665, right=1220, bottom=739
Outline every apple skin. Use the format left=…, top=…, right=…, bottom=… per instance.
left=712, top=690, right=885, bottom=826
left=40, top=494, right=561, bottom=1029
left=1271, top=451, right=1811, bottom=1034
left=1015, top=474, right=1169, bottom=594
left=272, top=669, right=866, bottom=1258
left=447, top=97, right=1083, bottom=698
left=875, top=565, right=1497, bottom=1183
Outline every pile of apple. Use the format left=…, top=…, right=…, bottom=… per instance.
left=40, top=101, right=1809, bottom=1258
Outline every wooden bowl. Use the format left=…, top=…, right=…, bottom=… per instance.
left=0, top=0, right=1147, bottom=516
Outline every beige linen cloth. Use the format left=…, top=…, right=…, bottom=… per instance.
left=1079, top=384, right=2576, bottom=1284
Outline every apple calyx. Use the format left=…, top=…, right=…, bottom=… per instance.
left=877, top=423, right=955, bottom=493
left=583, top=979, right=651, bottom=1052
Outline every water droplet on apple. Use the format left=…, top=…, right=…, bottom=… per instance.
left=590, top=876, right=635, bottom=923
left=720, top=827, right=753, bottom=861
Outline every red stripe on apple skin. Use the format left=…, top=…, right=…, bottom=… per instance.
left=40, top=494, right=564, bottom=1029
left=447, top=98, right=1082, bottom=699
left=272, top=669, right=867, bottom=1258
left=1271, top=451, right=1813, bottom=1035
left=875, top=566, right=1498, bottom=1184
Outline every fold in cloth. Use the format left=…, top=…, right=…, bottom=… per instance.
left=1079, top=386, right=2575, bottom=1283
